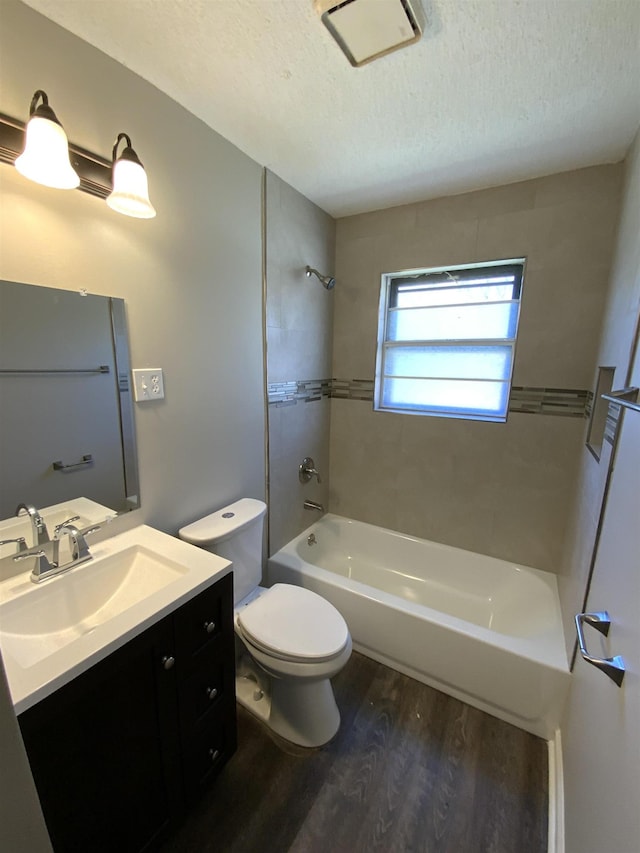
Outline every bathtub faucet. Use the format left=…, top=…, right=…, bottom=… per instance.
left=303, top=500, right=324, bottom=513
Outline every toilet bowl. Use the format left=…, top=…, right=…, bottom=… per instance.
left=179, top=499, right=352, bottom=747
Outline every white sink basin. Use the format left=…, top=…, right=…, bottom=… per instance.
left=0, top=545, right=188, bottom=669
left=0, top=524, right=231, bottom=714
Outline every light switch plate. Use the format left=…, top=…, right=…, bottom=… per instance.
left=132, top=368, right=165, bottom=402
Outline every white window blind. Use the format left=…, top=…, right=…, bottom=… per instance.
left=374, top=260, right=525, bottom=421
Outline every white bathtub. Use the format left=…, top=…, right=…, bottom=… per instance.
left=267, top=514, right=570, bottom=739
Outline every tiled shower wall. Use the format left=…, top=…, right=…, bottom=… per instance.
left=330, top=165, right=623, bottom=573
left=264, top=170, right=336, bottom=554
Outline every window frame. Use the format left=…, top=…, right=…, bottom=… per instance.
left=374, top=258, right=526, bottom=422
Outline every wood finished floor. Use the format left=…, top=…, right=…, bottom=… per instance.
left=161, top=652, right=548, bottom=853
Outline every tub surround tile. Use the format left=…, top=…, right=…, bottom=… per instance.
left=266, top=164, right=622, bottom=588
left=265, top=170, right=335, bottom=556
left=331, top=164, right=622, bottom=575
left=513, top=264, right=613, bottom=387
left=328, top=397, right=585, bottom=572
left=533, top=163, right=623, bottom=210
left=376, top=219, right=480, bottom=274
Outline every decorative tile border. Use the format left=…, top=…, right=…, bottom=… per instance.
left=584, top=390, right=594, bottom=420
left=604, top=402, right=621, bottom=446
left=330, top=378, right=375, bottom=401
left=268, top=378, right=331, bottom=407
left=508, top=386, right=590, bottom=417
left=268, top=378, right=591, bottom=418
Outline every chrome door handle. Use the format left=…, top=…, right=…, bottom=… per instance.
left=575, top=611, right=626, bottom=687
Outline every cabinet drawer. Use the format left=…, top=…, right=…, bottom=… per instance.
left=174, top=572, right=232, bottom=663
left=182, top=706, right=237, bottom=803
left=179, top=650, right=227, bottom=735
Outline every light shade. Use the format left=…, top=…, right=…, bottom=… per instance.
left=106, top=133, right=156, bottom=219
left=14, top=90, right=80, bottom=189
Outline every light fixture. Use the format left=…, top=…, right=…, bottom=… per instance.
left=106, top=133, right=156, bottom=219
left=14, top=90, right=80, bottom=189
left=1, top=94, right=156, bottom=220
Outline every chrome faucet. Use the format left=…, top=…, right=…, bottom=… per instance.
left=54, top=523, right=92, bottom=564
left=14, top=521, right=100, bottom=583
left=299, top=457, right=322, bottom=484
left=303, top=500, right=324, bottom=512
left=15, top=503, right=50, bottom=547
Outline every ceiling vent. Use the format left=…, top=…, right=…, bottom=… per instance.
left=315, top=0, right=424, bottom=67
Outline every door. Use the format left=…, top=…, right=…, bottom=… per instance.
left=562, top=345, right=640, bottom=853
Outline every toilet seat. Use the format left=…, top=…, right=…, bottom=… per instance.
left=237, top=584, right=350, bottom=663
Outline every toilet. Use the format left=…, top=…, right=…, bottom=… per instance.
left=179, top=498, right=351, bottom=747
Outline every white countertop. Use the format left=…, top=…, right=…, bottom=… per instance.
left=0, top=524, right=231, bottom=715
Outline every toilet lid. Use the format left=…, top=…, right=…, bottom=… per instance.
left=237, top=584, right=349, bottom=662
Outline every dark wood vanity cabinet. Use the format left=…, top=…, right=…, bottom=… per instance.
left=18, top=572, right=236, bottom=853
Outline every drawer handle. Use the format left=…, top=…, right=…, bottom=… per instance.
left=203, top=620, right=216, bottom=634
left=208, top=748, right=220, bottom=763
left=161, top=655, right=175, bottom=671
left=206, top=686, right=218, bottom=701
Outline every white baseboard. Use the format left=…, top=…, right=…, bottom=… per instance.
left=548, top=728, right=565, bottom=853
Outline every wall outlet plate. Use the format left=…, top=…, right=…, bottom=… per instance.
left=132, top=368, right=165, bottom=402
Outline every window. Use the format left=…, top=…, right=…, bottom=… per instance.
left=374, top=259, right=525, bottom=422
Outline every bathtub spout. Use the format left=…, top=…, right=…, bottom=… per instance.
left=303, top=500, right=324, bottom=512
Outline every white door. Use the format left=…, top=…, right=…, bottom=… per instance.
left=562, top=348, right=640, bottom=853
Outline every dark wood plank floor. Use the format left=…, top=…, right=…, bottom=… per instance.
left=161, top=652, right=548, bottom=853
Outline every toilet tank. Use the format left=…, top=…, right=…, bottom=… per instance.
left=178, top=498, right=267, bottom=604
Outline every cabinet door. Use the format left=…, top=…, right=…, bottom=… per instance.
left=19, top=617, right=182, bottom=853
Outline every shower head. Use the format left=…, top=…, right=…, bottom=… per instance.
left=305, top=265, right=336, bottom=290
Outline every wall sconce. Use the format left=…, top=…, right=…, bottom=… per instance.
left=0, top=89, right=156, bottom=219
left=14, top=90, right=80, bottom=189
left=106, top=133, right=155, bottom=219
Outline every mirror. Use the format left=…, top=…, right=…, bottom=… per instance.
left=0, top=280, right=139, bottom=530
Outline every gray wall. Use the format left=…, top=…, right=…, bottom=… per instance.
left=330, top=165, right=622, bottom=572
left=0, top=1, right=265, bottom=536
left=0, top=2, right=265, bottom=843
left=561, top=127, right=640, bottom=853
left=265, top=170, right=336, bottom=553
left=559, top=129, right=640, bottom=656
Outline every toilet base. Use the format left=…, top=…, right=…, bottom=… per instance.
left=235, top=668, right=341, bottom=748
left=236, top=671, right=272, bottom=722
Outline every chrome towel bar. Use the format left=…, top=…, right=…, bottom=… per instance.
left=574, top=611, right=626, bottom=687
left=0, top=366, right=110, bottom=376
left=52, top=454, right=94, bottom=472
left=601, top=386, right=640, bottom=414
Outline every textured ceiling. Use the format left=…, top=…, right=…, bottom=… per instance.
left=20, top=0, right=640, bottom=217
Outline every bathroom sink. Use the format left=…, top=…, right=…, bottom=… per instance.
left=0, top=545, right=188, bottom=669
left=0, top=524, right=232, bottom=714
